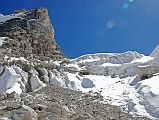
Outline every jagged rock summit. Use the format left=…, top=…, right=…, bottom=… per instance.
left=0, top=8, right=64, bottom=60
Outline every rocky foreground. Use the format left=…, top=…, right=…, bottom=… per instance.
left=0, top=85, right=150, bottom=120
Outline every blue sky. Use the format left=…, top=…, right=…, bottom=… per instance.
left=0, top=0, right=159, bottom=58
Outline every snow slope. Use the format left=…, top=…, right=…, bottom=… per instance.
left=137, top=75, right=159, bottom=118
left=66, top=52, right=159, bottom=119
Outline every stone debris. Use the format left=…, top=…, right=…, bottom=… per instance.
left=0, top=85, right=150, bottom=120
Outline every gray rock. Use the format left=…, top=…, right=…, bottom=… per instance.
left=6, top=101, right=22, bottom=109
left=0, top=92, right=7, bottom=100
left=0, top=110, right=11, bottom=119
left=137, top=65, right=159, bottom=80
left=0, top=65, right=4, bottom=75
left=81, top=78, right=95, bottom=88
left=23, top=106, right=38, bottom=120
left=29, top=74, right=46, bottom=91
left=37, top=110, right=49, bottom=119
left=10, top=105, right=38, bottom=120
left=35, top=68, right=49, bottom=83
left=7, top=91, right=21, bottom=102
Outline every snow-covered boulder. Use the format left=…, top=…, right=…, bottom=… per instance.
left=29, top=74, right=46, bottom=91
left=35, top=68, right=49, bottom=83
left=13, top=66, right=29, bottom=85
left=49, top=70, right=65, bottom=86
left=0, top=66, right=23, bottom=94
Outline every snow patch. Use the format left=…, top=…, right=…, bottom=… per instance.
left=0, top=37, right=8, bottom=46
left=0, top=13, right=22, bottom=24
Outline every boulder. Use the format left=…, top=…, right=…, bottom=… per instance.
left=81, top=78, right=95, bottom=88
left=29, top=74, right=46, bottom=91
left=11, top=105, right=38, bottom=120
left=6, top=101, right=22, bottom=109
left=137, top=65, right=159, bottom=80
left=7, top=91, right=21, bottom=102
left=35, top=68, right=49, bottom=83
left=0, top=92, right=7, bottom=100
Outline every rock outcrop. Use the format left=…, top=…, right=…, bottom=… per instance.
left=0, top=8, right=64, bottom=60
left=137, top=65, right=159, bottom=80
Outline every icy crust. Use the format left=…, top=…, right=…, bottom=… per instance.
left=72, top=53, right=154, bottom=78
left=72, top=51, right=143, bottom=64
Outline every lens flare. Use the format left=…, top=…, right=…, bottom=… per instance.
left=129, top=0, right=134, bottom=2
left=106, top=20, right=115, bottom=29
left=122, top=3, right=129, bottom=9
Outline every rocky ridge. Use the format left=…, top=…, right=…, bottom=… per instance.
left=0, top=8, right=64, bottom=61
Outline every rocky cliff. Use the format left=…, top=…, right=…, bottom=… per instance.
left=0, top=8, right=64, bottom=60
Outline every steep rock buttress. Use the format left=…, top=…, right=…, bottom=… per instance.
left=0, top=8, right=64, bottom=60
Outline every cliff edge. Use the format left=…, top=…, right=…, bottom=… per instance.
left=0, top=8, right=64, bottom=60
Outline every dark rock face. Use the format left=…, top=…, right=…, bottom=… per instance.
left=0, top=8, right=64, bottom=60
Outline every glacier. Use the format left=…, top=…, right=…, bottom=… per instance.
left=0, top=51, right=159, bottom=119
